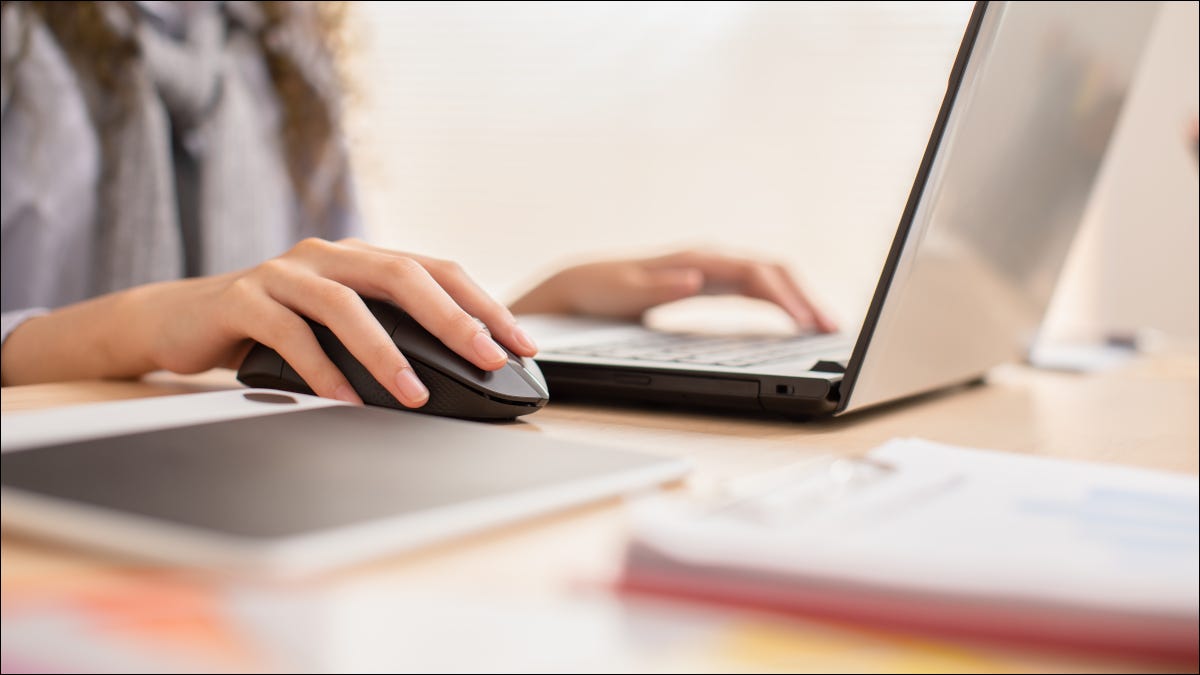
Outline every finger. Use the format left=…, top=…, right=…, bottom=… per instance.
left=637, top=267, right=705, bottom=308
left=647, top=252, right=820, bottom=330
left=743, top=265, right=819, bottom=331
left=643, top=250, right=758, bottom=288
left=233, top=292, right=362, bottom=404
left=262, top=269, right=430, bottom=408
left=335, top=240, right=538, bottom=357
left=418, top=259, right=540, bottom=358
left=744, top=263, right=830, bottom=332
left=309, top=248, right=511, bottom=371
left=774, top=266, right=839, bottom=333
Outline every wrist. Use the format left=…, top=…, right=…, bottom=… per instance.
left=0, top=287, right=158, bottom=385
left=136, top=275, right=228, bottom=374
left=106, top=283, right=167, bottom=376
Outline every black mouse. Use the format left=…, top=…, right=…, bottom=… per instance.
left=237, top=297, right=549, bottom=420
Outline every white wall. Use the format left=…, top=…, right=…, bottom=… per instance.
left=1094, top=1, right=1198, bottom=339
left=346, top=1, right=1199, bottom=338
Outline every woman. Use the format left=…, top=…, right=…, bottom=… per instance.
left=0, top=1, right=833, bottom=408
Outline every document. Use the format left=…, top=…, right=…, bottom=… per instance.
left=622, top=439, right=1199, bottom=658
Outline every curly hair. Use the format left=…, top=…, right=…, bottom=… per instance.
left=5, top=1, right=350, bottom=215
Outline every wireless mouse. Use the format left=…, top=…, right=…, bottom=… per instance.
left=237, top=298, right=549, bottom=420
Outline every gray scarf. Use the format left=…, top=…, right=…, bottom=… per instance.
left=92, top=1, right=291, bottom=289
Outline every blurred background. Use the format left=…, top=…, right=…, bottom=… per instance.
left=342, top=1, right=1198, bottom=341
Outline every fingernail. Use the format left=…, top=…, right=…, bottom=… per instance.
left=395, top=368, right=429, bottom=406
left=512, top=325, right=538, bottom=354
left=334, top=384, right=362, bottom=405
left=473, top=331, right=508, bottom=365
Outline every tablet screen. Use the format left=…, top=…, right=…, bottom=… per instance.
left=2, top=404, right=667, bottom=539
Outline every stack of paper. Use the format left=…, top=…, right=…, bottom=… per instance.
left=621, top=439, right=1199, bottom=659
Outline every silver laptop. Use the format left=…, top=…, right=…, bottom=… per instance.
left=524, top=0, right=1160, bottom=418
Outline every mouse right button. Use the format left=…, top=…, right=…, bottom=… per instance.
left=476, top=362, right=547, bottom=404
left=510, top=359, right=549, bottom=399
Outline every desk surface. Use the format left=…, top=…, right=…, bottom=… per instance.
left=2, top=348, right=1197, bottom=673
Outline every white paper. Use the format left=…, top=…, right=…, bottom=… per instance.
left=630, top=438, right=1199, bottom=617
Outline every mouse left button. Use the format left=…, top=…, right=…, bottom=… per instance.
left=363, top=297, right=404, bottom=334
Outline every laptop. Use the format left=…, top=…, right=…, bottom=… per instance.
left=522, top=1, right=1161, bottom=419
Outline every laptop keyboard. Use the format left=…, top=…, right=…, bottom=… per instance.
left=551, top=332, right=848, bottom=368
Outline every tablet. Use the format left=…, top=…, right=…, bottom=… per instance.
left=1, top=390, right=688, bottom=577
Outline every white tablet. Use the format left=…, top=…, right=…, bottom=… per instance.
left=1, top=389, right=688, bottom=577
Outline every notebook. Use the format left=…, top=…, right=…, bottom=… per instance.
left=620, top=438, right=1199, bottom=659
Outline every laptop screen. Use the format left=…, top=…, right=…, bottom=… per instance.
left=841, top=0, right=1161, bottom=413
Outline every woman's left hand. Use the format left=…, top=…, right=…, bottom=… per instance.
left=510, top=249, right=837, bottom=333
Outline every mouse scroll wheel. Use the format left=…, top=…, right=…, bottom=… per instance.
left=474, top=317, right=490, bottom=336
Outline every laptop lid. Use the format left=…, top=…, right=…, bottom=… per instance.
left=838, top=0, right=1160, bottom=414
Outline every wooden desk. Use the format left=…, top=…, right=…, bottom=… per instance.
left=3, top=348, right=1197, bottom=673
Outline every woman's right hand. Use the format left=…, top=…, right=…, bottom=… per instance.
left=0, top=238, right=538, bottom=408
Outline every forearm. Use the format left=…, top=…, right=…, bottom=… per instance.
left=1, top=283, right=174, bottom=386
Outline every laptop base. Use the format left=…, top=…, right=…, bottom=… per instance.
left=538, top=361, right=842, bottom=419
